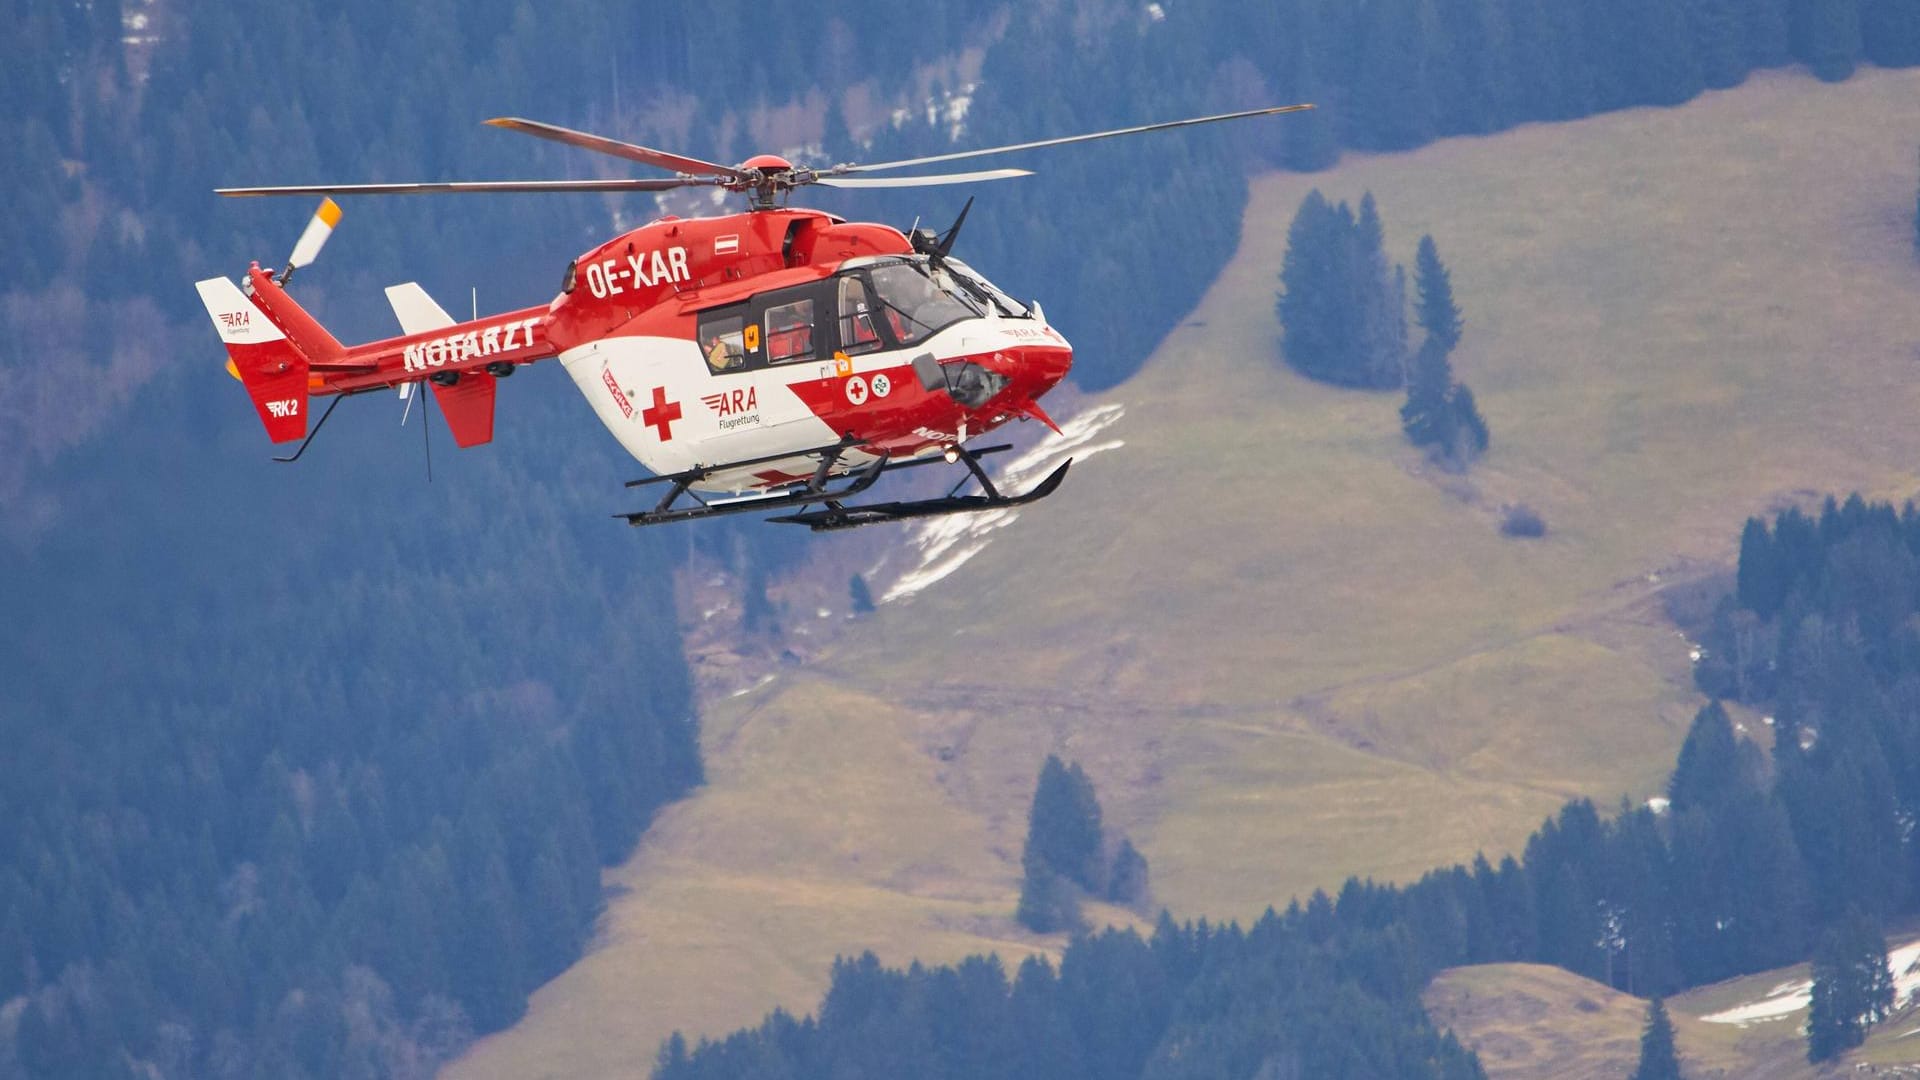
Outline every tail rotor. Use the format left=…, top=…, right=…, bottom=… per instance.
left=276, top=197, right=342, bottom=285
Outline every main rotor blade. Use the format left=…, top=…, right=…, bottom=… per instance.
left=837, top=103, right=1315, bottom=175
left=217, top=178, right=718, bottom=197
left=485, top=117, right=745, bottom=180
left=814, top=168, right=1033, bottom=189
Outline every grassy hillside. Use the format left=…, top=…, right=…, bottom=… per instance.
left=446, top=67, right=1920, bottom=1079
left=1425, top=963, right=1804, bottom=1079
left=1429, top=937, right=1920, bottom=1078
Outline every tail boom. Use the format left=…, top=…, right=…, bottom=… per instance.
left=197, top=263, right=556, bottom=449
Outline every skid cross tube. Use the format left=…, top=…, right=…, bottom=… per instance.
left=766, top=445, right=1072, bottom=532
left=620, top=452, right=891, bottom=527
left=623, top=436, right=860, bottom=489
left=616, top=443, right=1023, bottom=528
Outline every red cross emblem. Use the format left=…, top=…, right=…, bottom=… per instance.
left=641, top=386, right=682, bottom=441
left=754, top=467, right=815, bottom=487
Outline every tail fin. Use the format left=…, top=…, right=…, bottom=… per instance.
left=195, top=275, right=312, bottom=443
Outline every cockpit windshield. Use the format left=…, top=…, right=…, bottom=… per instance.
left=944, top=258, right=1030, bottom=318
left=863, top=258, right=982, bottom=346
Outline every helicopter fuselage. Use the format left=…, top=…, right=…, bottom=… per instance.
left=545, top=210, right=1070, bottom=491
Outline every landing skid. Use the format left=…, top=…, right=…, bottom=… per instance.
left=768, top=458, right=1069, bottom=531
left=617, top=440, right=1070, bottom=529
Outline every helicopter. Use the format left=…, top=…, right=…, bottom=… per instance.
left=195, top=104, right=1311, bottom=529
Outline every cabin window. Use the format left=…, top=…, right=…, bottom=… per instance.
left=698, top=311, right=748, bottom=372
left=764, top=298, right=817, bottom=364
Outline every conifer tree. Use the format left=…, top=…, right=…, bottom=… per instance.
left=1274, top=2, right=1341, bottom=172
left=1690, top=0, right=1751, bottom=88
left=1668, top=702, right=1745, bottom=813
left=1025, top=756, right=1104, bottom=892
left=1401, top=339, right=1458, bottom=450
left=1808, top=908, right=1896, bottom=1061
left=1016, top=756, right=1112, bottom=932
left=1108, top=838, right=1150, bottom=907
left=1428, top=0, right=1516, bottom=136
left=1863, top=0, right=1920, bottom=66
left=1401, top=342, right=1489, bottom=467
left=1798, top=0, right=1862, bottom=82
left=1735, top=516, right=1786, bottom=617
left=1619, top=0, right=1705, bottom=106
left=741, top=561, right=776, bottom=635
left=1356, top=194, right=1411, bottom=387
left=1414, top=235, right=1463, bottom=354
left=1450, top=384, right=1490, bottom=459
left=1351, top=0, right=1439, bottom=151
left=848, top=573, right=875, bottom=615
left=1401, top=234, right=1488, bottom=466
left=1278, top=191, right=1354, bottom=384
left=1016, top=853, right=1083, bottom=934
left=1277, top=191, right=1405, bottom=389
left=1630, top=997, right=1683, bottom=1080
left=1746, top=0, right=1794, bottom=66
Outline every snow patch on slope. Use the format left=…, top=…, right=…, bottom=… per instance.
left=881, top=403, right=1125, bottom=604
left=1701, top=937, right=1920, bottom=1026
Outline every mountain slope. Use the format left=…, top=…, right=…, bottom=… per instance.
left=446, top=67, right=1920, bottom=1078
left=1428, top=934, right=1920, bottom=1078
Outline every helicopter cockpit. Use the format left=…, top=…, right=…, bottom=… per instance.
left=694, top=254, right=1038, bottom=375
left=840, top=255, right=1031, bottom=351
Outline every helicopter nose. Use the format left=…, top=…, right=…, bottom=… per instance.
left=1004, top=344, right=1072, bottom=395
left=1029, top=345, right=1072, bottom=386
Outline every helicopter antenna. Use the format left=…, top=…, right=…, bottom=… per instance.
left=937, top=197, right=973, bottom=257
left=422, top=376, right=434, bottom=483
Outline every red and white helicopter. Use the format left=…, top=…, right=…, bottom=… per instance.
left=197, top=105, right=1310, bottom=529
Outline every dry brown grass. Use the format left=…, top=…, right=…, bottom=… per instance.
left=448, top=67, right=1920, bottom=1079
left=1426, top=963, right=1826, bottom=1079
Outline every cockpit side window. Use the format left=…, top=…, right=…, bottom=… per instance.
left=836, top=275, right=883, bottom=355
left=866, top=260, right=979, bottom=346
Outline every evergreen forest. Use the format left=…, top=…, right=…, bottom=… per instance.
left=6, top=0, right=1920, bottom=1077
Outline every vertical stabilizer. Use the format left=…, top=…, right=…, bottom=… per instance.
left=194, top=276, right=310, bottom=443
